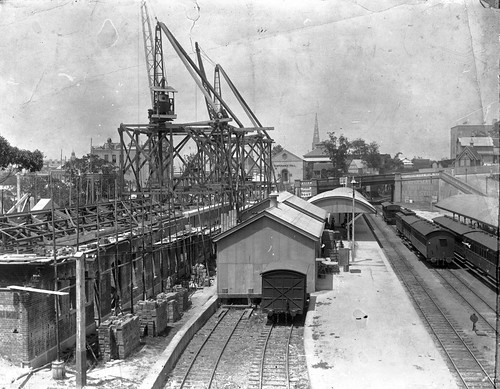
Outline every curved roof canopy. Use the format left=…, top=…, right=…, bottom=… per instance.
left=434, top=194, right=498, bottom=228
left=308, top=187, right=376, bottom=214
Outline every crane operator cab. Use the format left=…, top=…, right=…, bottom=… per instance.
left=149, top=84, right=177, bottom=123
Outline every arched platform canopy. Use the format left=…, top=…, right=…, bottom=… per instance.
left=434, top=194, right=498, bottom=230
left=308, top=187, right=376, bottom=214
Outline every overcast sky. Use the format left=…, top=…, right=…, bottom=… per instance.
left=0, top=0, right=498, bottom=161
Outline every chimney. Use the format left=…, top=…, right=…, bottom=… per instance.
left=269, top=192, right=279, bottom=208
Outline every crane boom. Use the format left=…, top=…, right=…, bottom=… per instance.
left=140, top=1, right=155, bottom=107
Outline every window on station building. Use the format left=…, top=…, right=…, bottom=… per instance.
left=112, top=154, right=117, bottom=163
left=104, top=154, right=109, bottom=162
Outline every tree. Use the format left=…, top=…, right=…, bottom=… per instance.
left=0, top=135, right=43, bottom=172
left=380, top=152, right=404, bottom=173
left=272, top=144, right=284, bottom=155
left=64, top=154, right=118, bottom=203
left=322, top=132, right=350, bottom=177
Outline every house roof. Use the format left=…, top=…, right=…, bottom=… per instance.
left=272, top=148, right=303, bottom=162
left=308, top=187, right=376, bottom=214
left=456, top=146, right=481, bottom=161
left=277, top=191, right=327, bottom=221
left=303, top=145, right=330, bottom=161
left=349, top=159, right=366, bottom=168
left=458, top=137, right=494, bottom=147
left=213, top=202, right=324, bottom=243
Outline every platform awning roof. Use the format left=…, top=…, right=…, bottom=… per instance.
left=308, top=187, right=376, bottom=214
left=434, top=194, right=498, bottom=228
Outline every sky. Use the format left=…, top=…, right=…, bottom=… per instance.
left=0, top=0, right=498, bottom=162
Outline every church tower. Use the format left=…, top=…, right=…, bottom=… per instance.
left=312, top=113, right=320, bottom=150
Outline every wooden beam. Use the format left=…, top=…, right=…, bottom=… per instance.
left=8, top=285, right=69, bottom=296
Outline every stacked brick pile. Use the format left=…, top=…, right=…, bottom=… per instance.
left=172, top=286, right=190, bottom=311
left=98, top=314, right=140, bottom=361
left=158, top=291, right=182, bottom=324
left=134, top=299, right=169, bottom=337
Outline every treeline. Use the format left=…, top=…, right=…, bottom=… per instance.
left=0, top=135, right=44, bottom=172
left=316, top=132, right=403, bottom=178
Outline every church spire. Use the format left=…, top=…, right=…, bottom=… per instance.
left=312, top=113, right=320, bottom=150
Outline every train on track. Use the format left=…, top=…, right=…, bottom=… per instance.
left=261, top=269, right=307, bottom=321
left=381, top=202, right=498, bottom=281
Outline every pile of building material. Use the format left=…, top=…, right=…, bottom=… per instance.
left=134, top=298, right=169, bottom=337
left=98, top=314, right=141, bottom=361
left=134, top=287, right=189, bottom=337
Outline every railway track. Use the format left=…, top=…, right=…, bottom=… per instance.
left=167, top=307, right=250, bottom=389
left=431, top=268, right=497, bottom=338
left=165, top=308, right=309, bottom=389
left=248, top=322, right=300, bottom=389
left=366, top=214, right=496, bottom=389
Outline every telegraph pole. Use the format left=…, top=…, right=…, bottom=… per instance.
left=75, top=251, right=87, bottom=388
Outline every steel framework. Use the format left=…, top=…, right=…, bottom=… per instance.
left=120, top=14, right=275, bottom=214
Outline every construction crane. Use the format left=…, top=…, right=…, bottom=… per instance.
left=140, top=1, right=177, bottom=123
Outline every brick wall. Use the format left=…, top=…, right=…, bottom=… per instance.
left=0, top=259, right=95, bottom=366
left=0, top=291, right=28, bottom=363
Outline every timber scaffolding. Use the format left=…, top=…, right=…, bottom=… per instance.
left=0, top=194, right=230, bottom=319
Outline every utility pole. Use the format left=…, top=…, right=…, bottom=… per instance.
left=74, top=251, right=87, bottom=388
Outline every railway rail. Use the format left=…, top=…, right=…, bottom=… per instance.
left=248, top=322, right=301, bottom=389
left=365, top=214, right=496, bottom=389
left=167, top=307, right=250, bottom=389
left=430, top=268, right=497, bottom=338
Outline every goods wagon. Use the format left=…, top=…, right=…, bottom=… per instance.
left=261, top=269, right=307, bottom=321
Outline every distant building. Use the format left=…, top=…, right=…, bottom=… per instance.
left=399, top=157, right=413, bottom=169
left=347, top=159, right=379, bottom=175
left=303, top=145, right=331, bottom=178
left=431, top=159, right=455, bottom=169
left=450, top=124, right=492, bottom=159
left=455, top=137, right=496, bottom=165
left=272, top=149, right=304, bottom=191
left=455, top=146, right=482, bottom=167
left=411, top=158, right=432, bottom=171
left=91, top=138, right=148, bottom=190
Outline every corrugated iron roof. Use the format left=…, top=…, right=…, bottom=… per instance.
left=213, top=202, right=324, bottom=243
left=308, top=187, right=376, bottom=214
left=458, top=137, right=494, bottom=147
left=278, top=191, right=327, bottom=221
left=435, top=194, right=498, bottom=228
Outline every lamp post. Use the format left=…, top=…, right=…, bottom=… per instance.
left=351, top=177, right=357, bottom=261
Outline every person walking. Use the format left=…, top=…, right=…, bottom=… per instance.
left=470, top=313, right=478, bottom=331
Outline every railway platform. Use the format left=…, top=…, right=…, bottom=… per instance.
left=304, top=215, right=460, bottom=389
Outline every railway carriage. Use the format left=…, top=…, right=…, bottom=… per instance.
left=408, top=219, right=455, bottom=265
left=433, top=216, right=498, bottom=280
left=381, top=202, right=401, bottom=224
left=395, top=213, right=420, bottom=241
